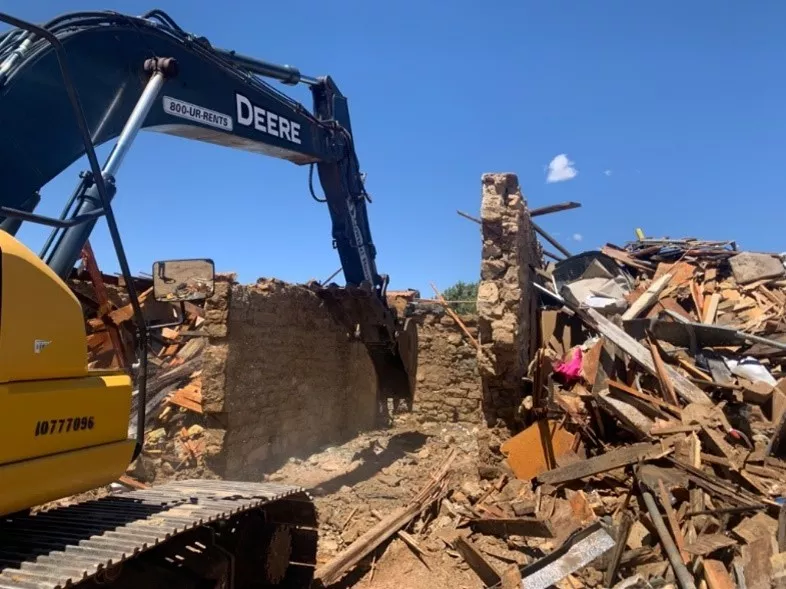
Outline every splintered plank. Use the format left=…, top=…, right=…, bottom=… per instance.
left=622, top=272, right=674, bottom=320
left=654, top=261, right=696, bottom=286
left=648, top=338, right=680, bottom=406
left=596, top=392, right=654, bottom=440
left=577, top=307, right=713, bottom=405
left=703, top=292, right=721, bottom=324
left=742, top=534, right=773, bottom=588
left=601, top=245, right=656, bottom=273
left=536, top=443, right=665, bottom=485
left=107, top=287, right=153, bottom=324
left=167, top=380, right=203, bottom=413
left=453, top=535, right=502, bottom=587
left=657, top=479, right=688, bottom=563
left=607, top=379, right=682, bottom=417
left=468, top=517, right=554, bottom=538
left=703, top=559, right=736, bottom=589
left=315, top=450, right=457, bottom=587
left=683, top=534, right=737, bottom=556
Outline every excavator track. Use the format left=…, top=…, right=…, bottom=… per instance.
left=0, top=479, right=318, bottom=589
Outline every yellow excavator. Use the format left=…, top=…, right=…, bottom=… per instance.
left=0, top=9, right=417, bottom=588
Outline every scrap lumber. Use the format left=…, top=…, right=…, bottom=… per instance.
left=577, top=306, right=713, bottom=405
left=647, top=337, right=681, bottom=406
left=621, top=271, right=673, bottom=320
left=314, top=449, right=456, bottom=587
left=452, top=534, right=502, bottom=587
left=703, top=559, right=736, bottom=589
left=80, top=241, right=130, bottom=368
left=536, top=442, right=666, bottom=485
left=510, top=234, right=786, bottom=585
left=601, top=245, right=655, bottom=273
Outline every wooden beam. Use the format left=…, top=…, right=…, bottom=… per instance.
left=430, top=283, right=479, bottom=350
left=456, top=209, right=482, bottom=224
left=315, top=450, right=456, bottom=587
left=453, top=535, right=502, bottom=587
left=529, top=201, right=582, bottom=217
left=536, top=442, right=666, bottom=485
left=532, top=220, right=572, bottom=258
left=542, top=249, right=564, bottom=261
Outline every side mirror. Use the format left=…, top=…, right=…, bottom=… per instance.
left=152, top=258, right=215, bottom=302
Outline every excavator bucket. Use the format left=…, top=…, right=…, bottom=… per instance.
left=309, top=282, right=418, bottom=402
left=373, top=315, right=418, bottom=401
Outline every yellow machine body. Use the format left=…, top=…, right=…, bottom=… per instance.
left=0, top=231, right=135, bottom=515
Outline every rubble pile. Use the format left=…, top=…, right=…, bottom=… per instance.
left=496, top=235, right=786, bottom=587
left=70, top=270, right=216, bottom=484
left=314, top=235, right=786, bottom=588
left=65, top=226, right=786, bottom=588
left=126, top=297, right=221, bottom=484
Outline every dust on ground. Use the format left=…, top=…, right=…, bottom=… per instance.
left=263, top=414, right=493, bottom=588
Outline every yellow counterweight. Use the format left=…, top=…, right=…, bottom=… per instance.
left=0, top=231, right=135, bottom=515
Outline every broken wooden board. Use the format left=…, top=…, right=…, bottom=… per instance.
left=577, top=307, right=713, bottom=405
left=683, top=533, right=736, bottom=556
left=536, top=442, right=668, bottom=485
left=468, top=517, right=554, bottom=538
left=703, top=559, right=736, bottom=589
left=167, top=380, right=203, bottom=413
left=596, top=391, right=654, bottom=439
left=452, top=534, right=502, bottom=587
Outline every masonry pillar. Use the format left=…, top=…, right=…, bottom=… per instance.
left=476, top=173, right=541, bottom=428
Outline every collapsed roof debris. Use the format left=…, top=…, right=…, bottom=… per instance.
left=518, top=231, right=786, bottom=587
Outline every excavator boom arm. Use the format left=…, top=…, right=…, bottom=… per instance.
left=0, top=10, right=418, bottom=588
left=0, top=9, right=380, bottom=291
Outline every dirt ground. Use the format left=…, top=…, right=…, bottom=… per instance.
left=263, top=414, right=495, bottom=588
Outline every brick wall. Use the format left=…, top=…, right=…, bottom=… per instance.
left=201, top=276, right=379, bottom=480
left=409, top=305, right=482, bottom=424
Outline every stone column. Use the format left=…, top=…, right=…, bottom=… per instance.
left=476, top=173, right=540, bottom=428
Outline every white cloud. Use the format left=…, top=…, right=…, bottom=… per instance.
left=603, top=169, right=612, bottom=177
left=573, top=233, right=583, bottom=242
left=546, top=154, right=578, bottom=183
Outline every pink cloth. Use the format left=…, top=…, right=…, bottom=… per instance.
left=554, top=347, right=583, bottom=382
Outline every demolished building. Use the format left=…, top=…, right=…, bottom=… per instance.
left=68, top=173, right=786, bottom=588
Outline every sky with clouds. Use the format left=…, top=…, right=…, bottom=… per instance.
left=7, top=1, right=786, bottom=295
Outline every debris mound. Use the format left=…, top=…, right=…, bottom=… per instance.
left=508, top=234, right=786, bottom=587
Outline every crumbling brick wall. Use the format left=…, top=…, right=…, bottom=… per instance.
left=409, top=305, right=482, bottom=424
left=201, top=276, right=378, bottom=480
left=476, top=173, right=541, bottom=427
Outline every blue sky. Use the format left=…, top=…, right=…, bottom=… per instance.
left=5, top=1, right=785, bottom=295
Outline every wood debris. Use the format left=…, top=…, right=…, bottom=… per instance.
left=68, top=267, right=211, bottom=486
left=504, top=234, right=786, bottom=586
